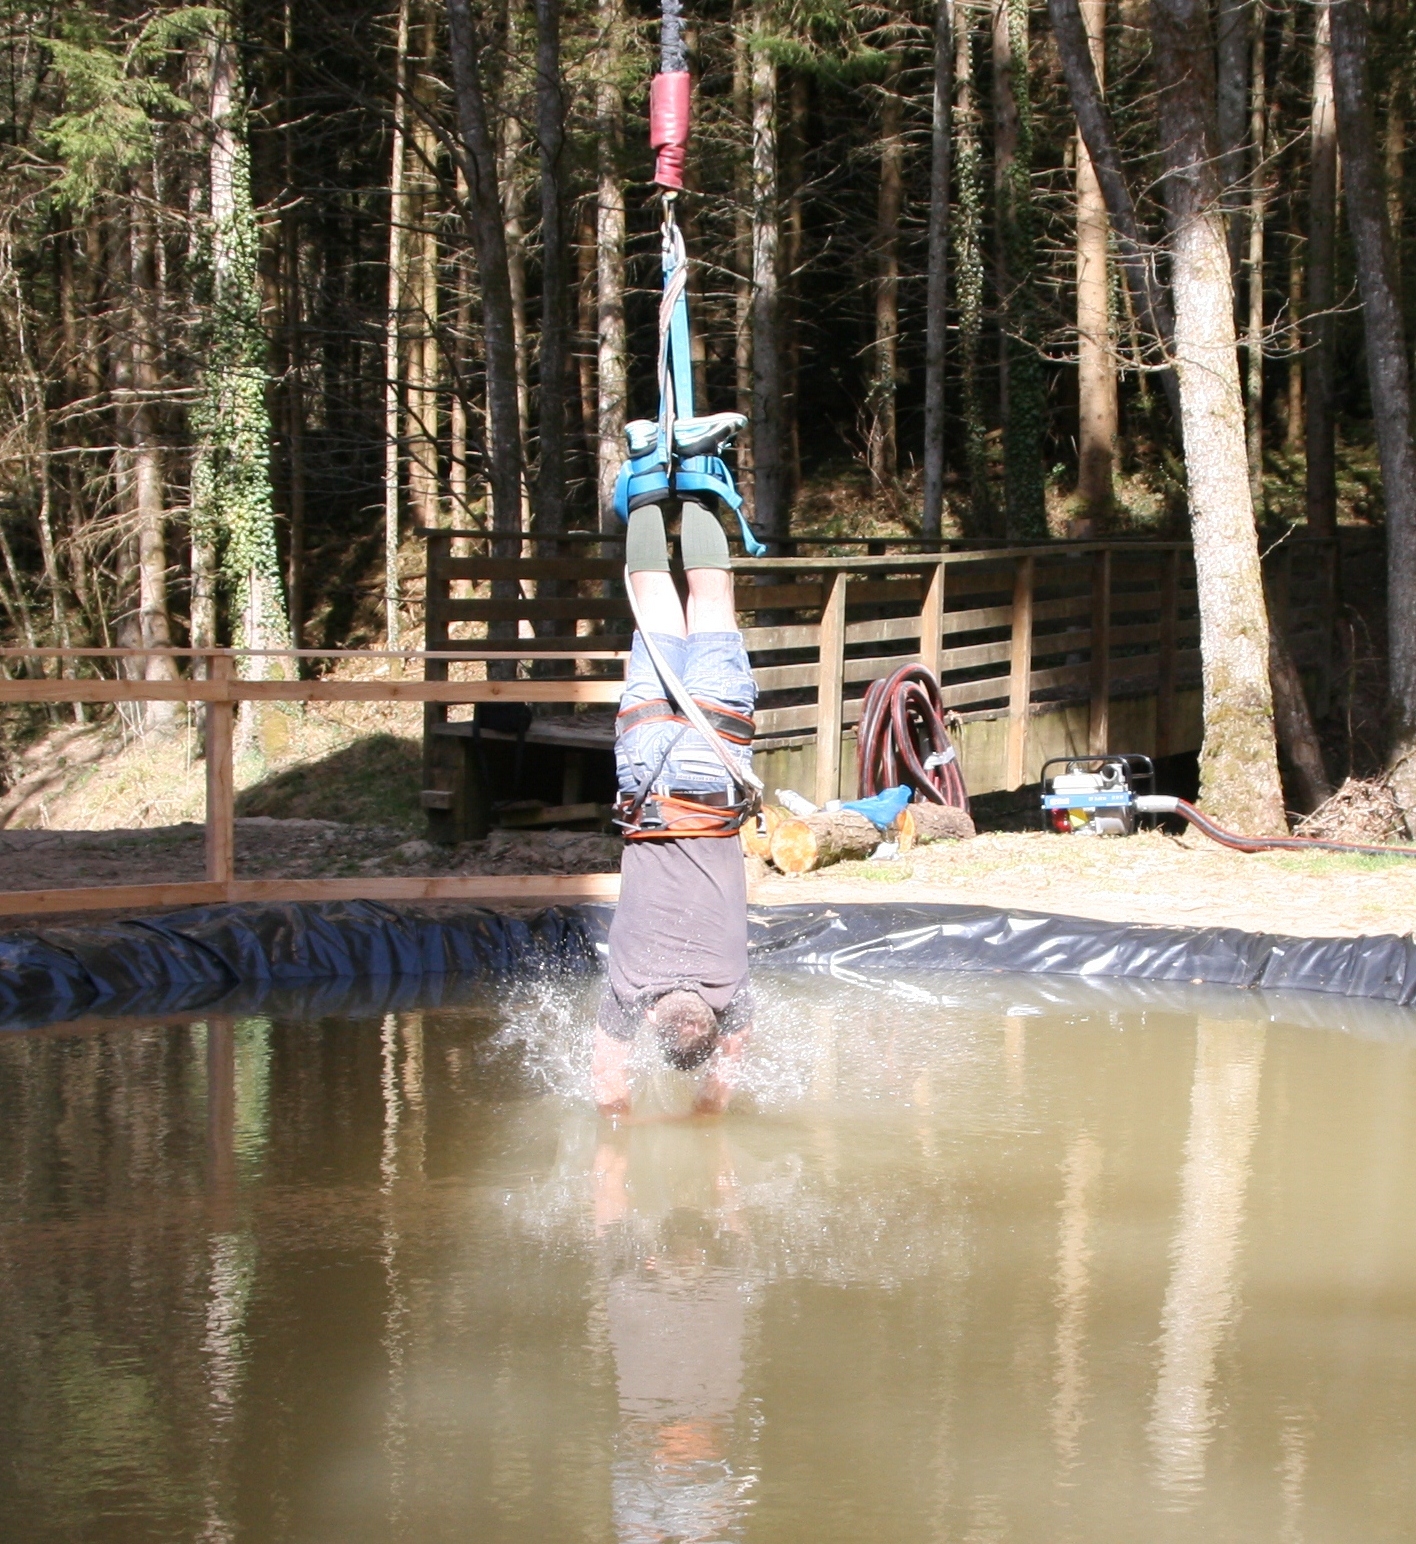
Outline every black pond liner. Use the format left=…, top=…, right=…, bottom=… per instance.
left=3, top=898, right=1416, bottom=1033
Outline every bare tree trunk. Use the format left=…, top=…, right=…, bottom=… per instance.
left=1284, top=230, right=1304, bottom=448
left=1048, top=0, right=1183, bottom=426
left=574, top=204, right=598, bottom=479
left=868, top=41, right=905, bottom=491
left=921, top=0, right=953, bottom=538
left=282, top=0, right=306, bottom=654
left=732, top=9, right=755, bottom=510
left=1245, top=5, right=1267, bottom=515
left=533, top=0, right=568, bottom=544
left=1152, top=0, right=1286, bottom=833
left=750, top=0, right=785, bottom=543
left=1074, top=0, right=1116, bottom=519
left=1329, top=0, right=1416, bottom=818
left=446, top=0, right=525, bottom=552
left=595, top=0, right=627, bottom=537
left=407, top=5, right=442, bottom=532
left=1267, top=572, right=1332, bottom=811
left=782, top=69, right=809, bottom=500
left=384, top=0, right=410, bottom=646
left=954, top=0, right=991, bottom=531
left=1305, top=0, right=1339, bottom=537
left=122, top=174, right=177, bottom=730
left=1215, top=0, right=1251, bottom=273
left=991, top=0, right=1018, bottom=459
left=450, top=167, right=474, bottom=521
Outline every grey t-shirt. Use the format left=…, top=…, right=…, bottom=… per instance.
left=599, top=837, right=751, bottom=1041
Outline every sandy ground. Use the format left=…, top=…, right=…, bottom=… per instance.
left=750, top=829, right=1416, bottom=939
left=2, top=821, right=1415, bottom=940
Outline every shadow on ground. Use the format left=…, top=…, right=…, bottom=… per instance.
left=235, top=734, right=423, bottom=831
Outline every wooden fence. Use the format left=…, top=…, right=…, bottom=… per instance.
left=0, top=532, right=1337, bottom=915
left=423, top=531, right=1337, bottom=826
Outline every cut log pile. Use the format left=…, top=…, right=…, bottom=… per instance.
left=749, top=798, right=975, bottom=876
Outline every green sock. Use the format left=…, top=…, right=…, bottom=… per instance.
left=680, top=500, right=730, bottom=571
left=625, top=506, right=670, bottom=573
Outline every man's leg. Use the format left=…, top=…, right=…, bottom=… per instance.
left=626, top=505, right=685, bottom=637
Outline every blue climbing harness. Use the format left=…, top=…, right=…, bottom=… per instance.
left=613, top=211, right=766, bottom=557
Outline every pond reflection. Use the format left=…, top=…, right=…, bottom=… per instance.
left=0, top=973, right=1414, bottom=1542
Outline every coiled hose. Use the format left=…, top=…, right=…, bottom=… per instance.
left=1138, top=796, right=1416, bottom=859
left=856, top=664, right=970, bottom=810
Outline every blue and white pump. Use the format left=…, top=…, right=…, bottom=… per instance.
left=613, top=209, right=766, bottom=557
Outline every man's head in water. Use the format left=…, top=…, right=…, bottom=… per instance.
left=650, top=990, right=720, bottom=1071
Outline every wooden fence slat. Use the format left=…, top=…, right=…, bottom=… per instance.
left=814, top=573, right=848, bottom=806
left=0, top=679, right=626, bottom=705
left=1005, top=557, right=1035, bottom=787
left=440, top=597, right=631, bottom=623
left=205, top=654, right=234, bottom=885
left=740, top=622, right=822, bottom=652
left=0, top=873, right=623, bottom=918
left=939, top=638, right=1014, bottom=675
left=1156, top=549, right=1179, bottom=759
left=843, top=615, right=921, bottom=647
left=438, top=557, right=623, bottom=581
left=920, top=560, right=946, bottom=679
left=1088, top=550, right=1112, bottom=754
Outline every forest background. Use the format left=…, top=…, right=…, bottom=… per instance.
left=0, top=0, right=1413, bottom=832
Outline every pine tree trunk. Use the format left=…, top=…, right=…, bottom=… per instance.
left=446, top=0, right=526, bottom=555
left=732, top=6, right=754, bottom=509
left=407, top=6, right=442, bottom=533
left=1328, top=0, right=1416, bottom=820
left=954, top=0, right=992, bottom=532
left=1304, top=0, right=1338, bottom=537
left=1074, top=0, right=1115, bottom=520
left=921, top=0, right=953, bottom=538
left=1216, top=0, right=1251, bottom=274
left=595, top=0, right=627, bottom=536
left=1245, top=6, right=1268, bottom=514
left=995, top=0, right=1046, bottom=537
left=384, top=0, right=410, bottom=647
left=1152, top=0, right=1286, bottom=833
left=1048, top=0, right=1183, bottom=425
left=868, top=42, right=905, bottom=491
left=750, top=0, right=785, bottom=543
left=533, top=0, right=567, bottom=545
left=782, top=69, right=809, bottom=500
left=1284, top=232, right=1304, bottom=448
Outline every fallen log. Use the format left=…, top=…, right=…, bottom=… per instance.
left=769, top=809, right=883, bottom=874
left=741, top=804, right=789, bottom=860
left=907, top=803, right=975, bottom=843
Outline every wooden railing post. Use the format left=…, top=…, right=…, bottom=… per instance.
left=1088, top=549, right=1112, bottom=755
left=814, top=571, right=848, bottom=807
left=1156, top=549, right=1178, bottom=759
left=919, top=557, right=946, bottom=680
left=1005, top=556, right=1034, bottom=789
left=205, top=652, right=235, bottom=887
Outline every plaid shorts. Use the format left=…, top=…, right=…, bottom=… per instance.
left=615, top=631, right=757, bottom=796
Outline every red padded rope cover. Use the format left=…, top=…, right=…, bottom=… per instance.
left=650, top=71, right=691, bottom=189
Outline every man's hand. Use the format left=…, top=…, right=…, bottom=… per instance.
left=592, top=1027, right=633, bottom=1118
left=693, top=1026, right=750, bottom=1116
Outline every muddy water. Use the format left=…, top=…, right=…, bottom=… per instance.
left=2, top=971, right=1414, bottom=1543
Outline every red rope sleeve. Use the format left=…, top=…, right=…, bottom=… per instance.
left=650, top=71, right=691, bottom=189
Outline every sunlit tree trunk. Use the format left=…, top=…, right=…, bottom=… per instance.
left=1152, top=0, right=1285, bottom=832
left=533, top=0, right=568, bottom=546
left=1215, top=0, right=1251, bottom=274
left=595, top=0, right=627, bottom=536
left=407, top=4, right=442, bottom=532
left=921, top=0, right=953, bottom=538
left=1245, top=5, right=1267, bottom=514
left=1304, top=0, right=1338, bottom=537
left=192, top=15, right=291, bottom=693
left=383, top=0, right=410, bottom=646
left=954, top=0, right=991, bottom=531
left=750, top=0, right=786, bottom=542
left=782, top=69, right=809, bottom=499
left=1074, top=0, right=1116, bottom=520
left=1329, top=0, right=1416, bottom=821
left=868, top=41, right=905, bottom=491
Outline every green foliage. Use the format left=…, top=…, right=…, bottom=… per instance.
left=42, top=6, right=221, bottom=207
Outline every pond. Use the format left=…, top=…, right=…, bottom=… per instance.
left=1, top=968, right=1413, bottom=1542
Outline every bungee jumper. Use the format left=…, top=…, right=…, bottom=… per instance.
left=593, top=0, right=766, bottom=1119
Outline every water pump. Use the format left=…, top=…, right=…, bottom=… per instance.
left=1040, top=754, right=1157, bottom=837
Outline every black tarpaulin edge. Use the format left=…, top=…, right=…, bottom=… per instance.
left=2, top=898, right=1414, bottom=1032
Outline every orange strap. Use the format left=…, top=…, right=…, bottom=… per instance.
left=614, top=791, right=753, bottom=840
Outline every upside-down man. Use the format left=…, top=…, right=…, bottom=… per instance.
left=592, top=499, right=757, bottom=1119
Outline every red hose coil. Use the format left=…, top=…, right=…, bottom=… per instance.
left=856, top=664, right=970, bottom=811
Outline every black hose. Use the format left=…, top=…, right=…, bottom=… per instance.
left=1174, top=799, right=1416, bottom=859
left=857, top=664, right=969, bottom=810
